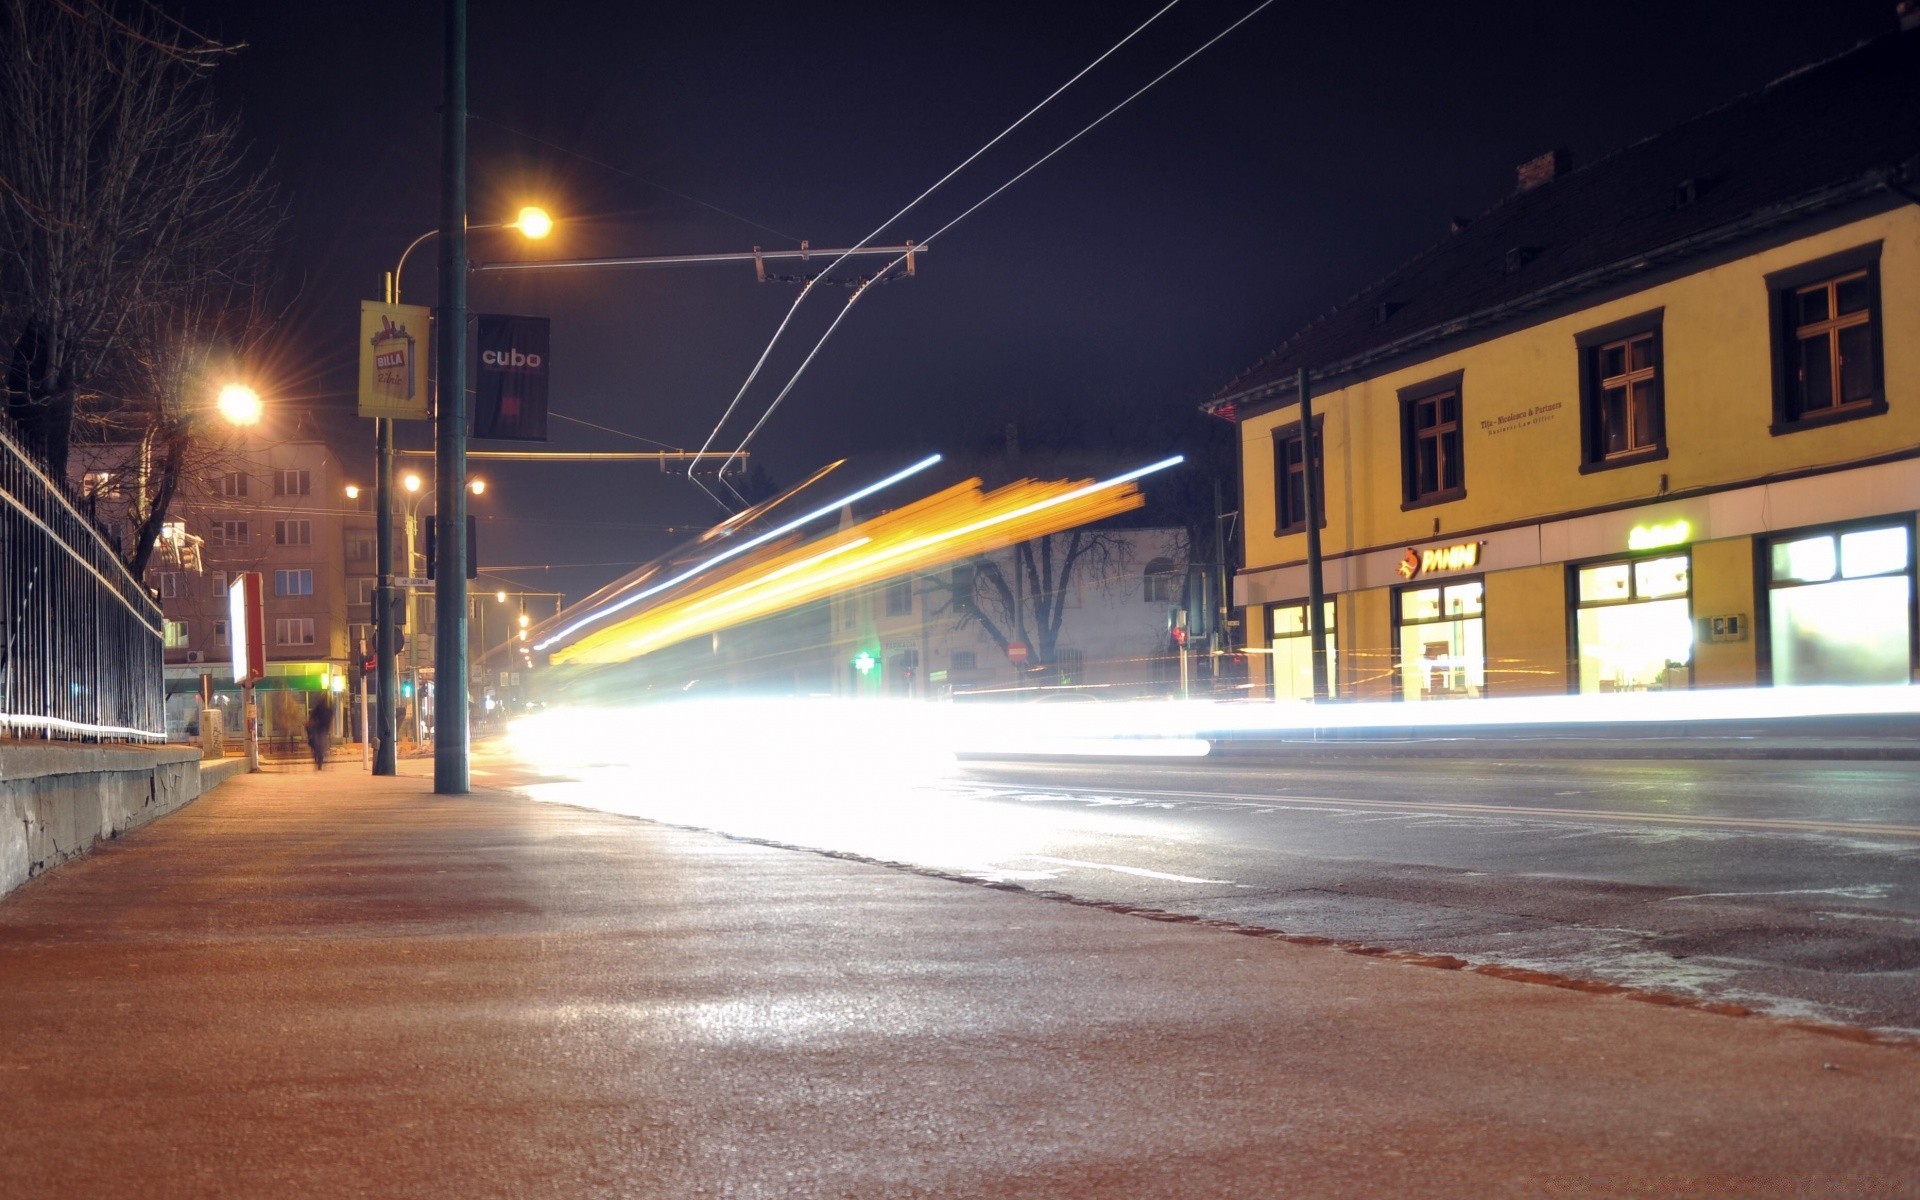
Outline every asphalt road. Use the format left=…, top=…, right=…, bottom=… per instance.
left=492, top=749, right=1920, bottom=1039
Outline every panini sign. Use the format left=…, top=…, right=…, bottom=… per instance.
left=1397, top=540, right=1481, bottom=580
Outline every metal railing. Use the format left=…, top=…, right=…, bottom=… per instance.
left=0, top=419, right=166, bottom=741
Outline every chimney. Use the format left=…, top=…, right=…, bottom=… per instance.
left=1515, top=149, right=1568, bottom=193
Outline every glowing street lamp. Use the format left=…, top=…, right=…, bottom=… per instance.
left=512, top=206, right=554, bottom=240
left=216, top=383, right=263, bottom=425
left=468, top=477, right=486, bottom=496
left=345, top=484, right=362, bottom=500
left=403, top=472, right=423, bottom=494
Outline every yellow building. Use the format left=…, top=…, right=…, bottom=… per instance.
left=1208, top=27, right=1920, bottom=703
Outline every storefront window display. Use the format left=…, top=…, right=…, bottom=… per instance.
left=1766, top=522, right=1913, bottom=686
left=1574, top=553, right=1693, bottom=693
left=1267, top=601, right=1336, bottom=701
left=1395, top=579, right=1484, bottom=700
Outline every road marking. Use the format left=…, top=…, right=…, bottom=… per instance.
left=959, top=781, right=1920, bottom=840
left=1023, top=855, right=1231, bottom=884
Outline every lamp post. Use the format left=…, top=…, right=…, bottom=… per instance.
left=372, top=204, right=552, bottom=778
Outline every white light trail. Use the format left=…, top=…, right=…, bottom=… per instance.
left=535, top=453, right=942, bottom=652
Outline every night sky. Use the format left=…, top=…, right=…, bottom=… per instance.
left=177, top=0, right=1900, bottom=604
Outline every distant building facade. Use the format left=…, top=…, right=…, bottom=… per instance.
left=1207, top=27, right=1920, bottom=702
left=74, top=428, right=353, bottom=740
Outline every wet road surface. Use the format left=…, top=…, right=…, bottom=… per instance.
left=496, top=751, right=1920, bottom=1037
left=3, top=763, right=1918, bottom=1197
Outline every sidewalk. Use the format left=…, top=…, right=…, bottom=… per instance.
left=0, top=765, right=1915, bottom=1198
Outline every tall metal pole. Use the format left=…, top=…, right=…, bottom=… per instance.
left=434, top=0, right=470, bottom=793
left=373, top=411, right=397, bottom=774
left=1299, top=368, right=1330, bottom=702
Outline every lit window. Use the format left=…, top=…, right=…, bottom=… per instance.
left=163, top=620, right=189, bottom=649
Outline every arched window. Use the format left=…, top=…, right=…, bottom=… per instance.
left=1143, top=557, right=1179, bottom=604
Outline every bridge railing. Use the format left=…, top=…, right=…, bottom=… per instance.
left=0, top=420, right=165, bottom=741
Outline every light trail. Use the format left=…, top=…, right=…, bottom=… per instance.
left=535, top=454, right=942, bottom=652
left=551, top=456, right=1182, bottom=665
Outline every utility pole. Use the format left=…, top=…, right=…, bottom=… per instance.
left=1299, top=368, right=1330, bottom=702
left=373, top=410, right=397, bottom=774
left=434, top=0, right=471, bottom=794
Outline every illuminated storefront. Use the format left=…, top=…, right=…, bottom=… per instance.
left=1394, top=578, right=1485, bottom=700
left=1266, top=600, right=1336, bottom=701
left=1573, top=553, right=1693, bottom=692
left=1763, top=521, right=1914, bottom=686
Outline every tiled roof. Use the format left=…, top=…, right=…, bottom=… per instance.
left=1209, top=29, right=1920, bottom=413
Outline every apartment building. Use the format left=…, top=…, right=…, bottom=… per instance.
left=77, top=425, right=354, bottom=739
left=1207, top=26, right=1920, bottom=702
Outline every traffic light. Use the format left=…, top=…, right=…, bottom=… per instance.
left=401, top=680, right=414, bottom=699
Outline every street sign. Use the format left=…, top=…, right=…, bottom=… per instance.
left=1006, top=641, right=1029, bottom=665
left=397, top=576, right=431, bottom=590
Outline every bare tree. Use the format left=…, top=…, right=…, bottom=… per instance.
left=0, top=0, right=279, bottom=576
left=927, top=528, right=1134, bottom=673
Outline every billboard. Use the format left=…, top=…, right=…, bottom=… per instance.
left=358, top=301, right=433, bottom=420
left=228, top=571, right=266, bottom=684
left=472, top=314, right=550, bottom=441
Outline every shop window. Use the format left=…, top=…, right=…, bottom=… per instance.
left=1574, top=553, right=1692, bottom=694
left=1576, top=311, right=1665, bottom=471
left=1765, top=522, right=1912, bottom=686
left=1767, top=244, right=1885, bottom=433
left=1395, top=579, right=1484, bottom=700
left=1271, top=416, right=1326, bottom=534
left=1399, top=372, right=1465, bottom=508
left=1266, top=600, right=1336, bottom=701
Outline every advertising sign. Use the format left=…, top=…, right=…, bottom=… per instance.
left=228, top=571, right=266, bottom=684
left=358, top=301, right=433, bottom=420
left=472, top=314, right=550, bottom=441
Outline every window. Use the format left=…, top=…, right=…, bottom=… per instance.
left=1272, top=416, right=1325, bottom=534
left=950, top=564, right=976, bottom=615
left=1395, top=578, right=1485, bottom=700
left=347, top=535, right=375, bottom=563
left=217, top=472, right=248, bottom=498
left=950, top=650, right=978, bottom=671
left=349, top=577, right=375, bottom=606
left=1576, top=311, right=1665, bottom=470
left=211, top=620, right=229, bottom=647
left=156, top=571, right=179, bottom=599
left=275, top=569, right=314, bottom=597
left=1768, top=244, right=1885, bottom=432
left=211, top=572, right=228, bottom=598
left=212, top=520, right=249, bottom=547
left=1399, top=372, right=1465, bottom=507
left=1764, top=522, right=1912, bottom=686
left=1143, top=558, right=1179, bottom=604
left=274, top=519, right=312, bottom=546
left=1267, top=600, right=1337, bottom=701
left=163, top=620, right=189, bottom=649
left=276, top=617, right=315, bottom=646
left=885, top=578, right=913, bottom=617
left=1574, top=553, right=1692, bottom=693
left=274, top=469, right=312, bottom=496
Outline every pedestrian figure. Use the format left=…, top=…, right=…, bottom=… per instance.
left=306, top=695, right=334, bottom=771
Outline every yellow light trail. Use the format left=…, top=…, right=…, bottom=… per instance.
left=552, top=458, right=1175, bottom=665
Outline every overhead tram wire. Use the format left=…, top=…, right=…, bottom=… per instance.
left=686, top=0, right=1187, bottom=486
left=709, top=0, right=1280, bottom=482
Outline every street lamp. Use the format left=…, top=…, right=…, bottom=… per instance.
left=372, top=206, right=555, bottom=780
left=216, top=383, right=263, bottom=425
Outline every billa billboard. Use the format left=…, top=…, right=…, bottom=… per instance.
left=358, top=301, right=433, bottom=420
left=472, top=314, right=550, bottom=441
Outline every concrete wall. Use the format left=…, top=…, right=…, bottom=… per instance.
left=0, top=744, right=239, bottom=899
